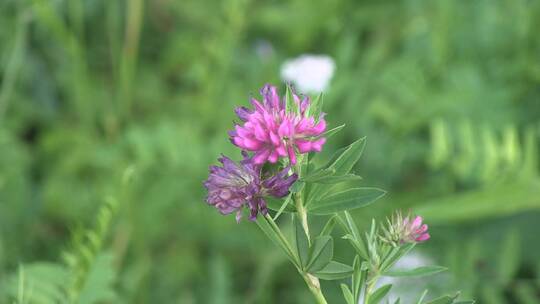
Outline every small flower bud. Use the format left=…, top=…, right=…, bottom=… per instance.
left=380, top=211, right=430, bottom=246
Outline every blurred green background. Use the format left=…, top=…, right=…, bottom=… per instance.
left=1, top=0, right=540, bottom=303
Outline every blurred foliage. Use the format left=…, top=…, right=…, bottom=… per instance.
left=0, top=0, right=539, bottom=303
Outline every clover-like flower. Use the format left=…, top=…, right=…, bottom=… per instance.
left=204, top=152, right=297, bottom=222
left=380, top=212, right=430, bottom=246
left=229, top=84, right=326, bottom=165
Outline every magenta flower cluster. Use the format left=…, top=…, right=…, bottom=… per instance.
left=229, top=85, right=326, bottom=165
left=204, top=84, right=326, bottom=222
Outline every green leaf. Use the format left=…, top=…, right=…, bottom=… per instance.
left=369, top=284, right=392, bottom=304
left=306, top=236, right=333, bottom=272
left=352, top=257, right=368, bottom=302
left=256, top=217, right=298, bottom=267
left=302, top=168, right=336, bottom=183
left=342, top=235, right=369, bottom=261
left=290, top=180, right=305, bottom=193
left=307, top=137, right=367, bottom=204
left=341, top=284, right=355, bottom=304
left=272, top=194, right=293, bottom=220
left=323, top=124, right=345, bottom=140
left=312, top=261, right=354, bottom=280
left=294, top=215, right=310, bottom=269
left=424, top=296, right=454, bottom=304
left=343, top=211, right=361, bottom=241
left=308, top=188, right=386, bottom=215
left=384, top=266, right=447, bottom=277
left=319, top=216, right=336, bottom=236
left=323, top=137, right=366, bottom=174
left=379, top=243, right=415, bottom=272
left=416, top=290, right=429, bottom=304
left=305, top=174, right=362, bottom=185
left=424, top=293, right=462, bottom=304
left=337, top=212, right=369, bottom=260
left=266, top=196, right=296, bottom=213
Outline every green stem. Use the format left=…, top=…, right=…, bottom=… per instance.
left=293, top=166, right=327, bottom=303
left=363, top=275, right=379, bottom=304
left=264, top=214, right=327, bottom=303
left=302, top=273, right=328, bottom=304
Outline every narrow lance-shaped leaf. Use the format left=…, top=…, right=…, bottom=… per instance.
left=266, top=196, right=296, bottom=213
left=383, top=266, right=447, bottom=278
left=302, top=168, right=336, bottom=183
left=312, top=261, right=353, bottom=280
left=293, top=215, right=309, bottom=269
left=342, top=235, right=369, bottom=261
left=343, top=211, right=361, bottom=240
left=272, top=194, right=293, bottom=221
left=424, top=295, right=458, bottom=304
left=306, top=236, right=333, bottom=272
left=305, top=174, right=362, bottom=185
left=416, top=290, right=429, bottom=304
left=319, top=216, right=336, bottom=236
left=307, top=137, right=367, bottom=204
left=369, top=284, right=392, bottom=304
left=379, top=243, right=415, bottom=273
left=341, top=284, right=355, bottom=304
left=323, top=137, right=366, bottom=174
left=290, top=180, right=305, bottom=193
left=323, top=124, right=345, bottom=140
left=308, top=188, right=386, bottom=215
left=336, top=213, right=369, bottom=260
left=255, top=217, right=298, bottom=268
left=352, top=257, right=368, bottom=302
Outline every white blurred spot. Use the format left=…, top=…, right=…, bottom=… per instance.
left=280, top=54, right=335, bottom=94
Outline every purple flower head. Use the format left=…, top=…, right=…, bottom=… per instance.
left=204, top=152, right=297, bottom=222
left=229, top=84, right=327, bottom=165
left=381, top=211, right=430, bottom=246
